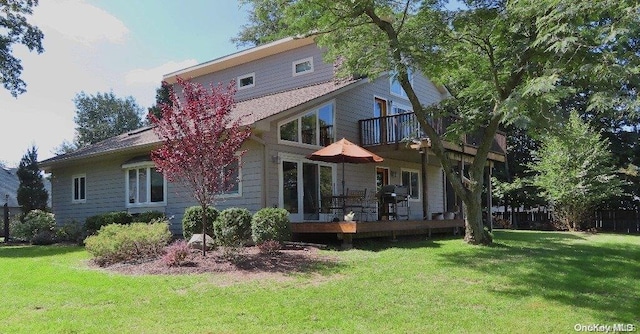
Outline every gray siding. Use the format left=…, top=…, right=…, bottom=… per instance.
left=191, top=44, right=333, bottom=102
left=50, top=140, right=265, bottom=234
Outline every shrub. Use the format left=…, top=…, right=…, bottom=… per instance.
left=84, top=211, right=133, bottom=235
left=84, top=221, right=171, bottom=266
left=257, top=240, right=282, bottom=255
left=251, top=208, right=291, bottom=244
left=161, top=240, right=191, bottom=267
left=214, top=208, right=252, bottom=247
left=55, top=221, right=83, bottom=243
left=182, top=206, right=219, bottom=240
left=10, top=210, right=56, bottom=243
left=133, top=211, right=166, bottom=224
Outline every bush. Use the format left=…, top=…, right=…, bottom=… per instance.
left=84, top=211, right=133, bottom=235
left=251, top=208, right=291, bottom=244
left=10, top=210, right=56, bottom=243
left=214, top=208, right=252, bottom=247
left=55, top=221, right=83, bottom=243
left=133, top=211, right=166, bottom=224
left=161, top=240, right=191, bottom=267
left=84, top=221, right=171, bottom=266
left=182, top=206, right=219, bottom=240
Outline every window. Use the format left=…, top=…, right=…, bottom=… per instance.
left=390, top=68, right=414, bottom=99
left=293, top=57, right=314, bottom=76
left=72, top=174, right=86, bottom=203
left=391, top=103, right=412, bottom=115
left=237, top=73, right=255, bottom=89
left=126, top=166, right=165, bottom=206
left=220, top=159, right=241, bottom=197
left=401, top=169, right=420, bottom=200
left=279, top=102, right=334, bottom=146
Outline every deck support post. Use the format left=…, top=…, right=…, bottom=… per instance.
left=420, top=148, right=429, bottom=220
left=486, top=162, right=493, bottom=232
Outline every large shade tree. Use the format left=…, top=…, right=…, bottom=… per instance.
left=73, top=91, right=144, bottom=147
left=243, top=0, right=640, bottom=244
left=531, top=112, right=624, bottom=231
left=149, top=78, right=252, bottom=255
left=0, top=0, right=44, bottom=97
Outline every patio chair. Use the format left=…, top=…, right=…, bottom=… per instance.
left=345, top=189, right=367, bottom=221
left=359, top=189, right=379, bottom=221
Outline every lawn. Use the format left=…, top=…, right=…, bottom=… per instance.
left=0, top=230, right=638, bottom=333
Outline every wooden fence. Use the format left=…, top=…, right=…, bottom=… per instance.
left=493, top=209, right=640, bottom=234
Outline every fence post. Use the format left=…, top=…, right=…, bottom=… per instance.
left=4, top=201, right=9, bottom=243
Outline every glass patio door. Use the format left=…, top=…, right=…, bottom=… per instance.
left=281, top=156, right=335, bottom=222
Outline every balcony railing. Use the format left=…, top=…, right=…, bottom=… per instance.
left=358, top=112, right=506, bottom=155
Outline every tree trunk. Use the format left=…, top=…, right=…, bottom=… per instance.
left=462, top=189, right=492, bottom=245
left=201, top=204, right=207, bottom=256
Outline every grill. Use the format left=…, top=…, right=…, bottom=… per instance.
left=379, top=185, right=408, bottom=203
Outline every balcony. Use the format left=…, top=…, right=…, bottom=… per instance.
left=358, top=112, right=506, bottom=159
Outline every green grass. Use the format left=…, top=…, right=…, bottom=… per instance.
left=1, top=230, right=638, bottom=333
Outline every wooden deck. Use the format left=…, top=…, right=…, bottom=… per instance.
left=291, top=219, right=465, bottom=248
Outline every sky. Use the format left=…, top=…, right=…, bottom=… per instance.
left=1, top=0, right=251, bottom=167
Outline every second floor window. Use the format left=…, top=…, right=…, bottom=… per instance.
left=238, top=73, right=255, bottom=89
left=293, top=57, right=314, bottom=76
left=390, top=69, right=414, bottom=99
left=279, top=102, right=334, bottom=147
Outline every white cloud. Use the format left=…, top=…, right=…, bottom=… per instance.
left=32, top=0, right=129, bottom=45
left=125, top=59, right=198, bottom=86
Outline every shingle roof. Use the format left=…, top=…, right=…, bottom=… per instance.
left=40, top=79, right=362, bottom=168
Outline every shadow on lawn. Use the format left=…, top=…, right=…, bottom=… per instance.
left=439, top=231, right=640, bottom=323
left=351, top=234, right=449, bottom=252
left=0, top=244, right=84, bottom=258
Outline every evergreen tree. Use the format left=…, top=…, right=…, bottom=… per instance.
left=16, top=146, right=48, bottom=214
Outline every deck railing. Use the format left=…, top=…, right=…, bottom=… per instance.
left=358, top=112, right=506, bottom=154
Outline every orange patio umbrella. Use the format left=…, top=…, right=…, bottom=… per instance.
left=306, top=138, right=383, bottom=195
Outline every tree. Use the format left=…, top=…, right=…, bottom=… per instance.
left=530, top=112, right=624, bottom=231
left=232, top=0, right=291, bottom=47
left=243, top=0, right=640, bottom=244
left=16, top=146, right=48, bottom=214
left=73, top=91, right=143, bottom=147
left=149, top=78, right=252, bottom=255
left=0, top=0, right=44, bottom=97
left=146, top=81, right=172, bottom=122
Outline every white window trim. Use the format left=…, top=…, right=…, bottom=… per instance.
left=292, top=57, right=314, bottom=76
left=277, top=152, right=337, bottom=222
left=71, top=174, right=86, bottom=204
left=277, top=100, right=335, bottom=148
left=218, top=156, right=242, bottom=199
left=237, top=72, right=255, bottom=90
left=390, top=69, right=414, bottom=100
left=124, top=164, right=167, bottom=208
left=401, top=168, right=421, bottom=202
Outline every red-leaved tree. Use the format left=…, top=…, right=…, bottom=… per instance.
left=149, top=77, right=252, bottom=255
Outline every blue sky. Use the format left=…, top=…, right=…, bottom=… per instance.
left=1, top=0, right=251, bottom=166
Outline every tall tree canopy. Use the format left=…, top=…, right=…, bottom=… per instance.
left=73, top=91, right=143, bottom=147
left=243, top=0, right=640, bottom=244
left=146, top=81, right=172, bottom=122
left=232, top=0, right=291, bottom=47
left=0, top=0, right=44, bottom=97
left=531, top=112, right=624, bottom=231
left=16, top=145, right=48, bottom=214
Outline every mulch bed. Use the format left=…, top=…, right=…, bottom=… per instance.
left=92, top=244, right=340, bottom=283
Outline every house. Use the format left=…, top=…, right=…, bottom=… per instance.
left=40, top=36, right=506, bottom=240
left=0, top=166, right=51, bottom=221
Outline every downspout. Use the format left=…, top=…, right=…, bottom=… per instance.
left=250, top=134, right=268, bottom=209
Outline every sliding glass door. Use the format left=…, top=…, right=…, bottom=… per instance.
left=280, top=155, right=335, bottom=222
